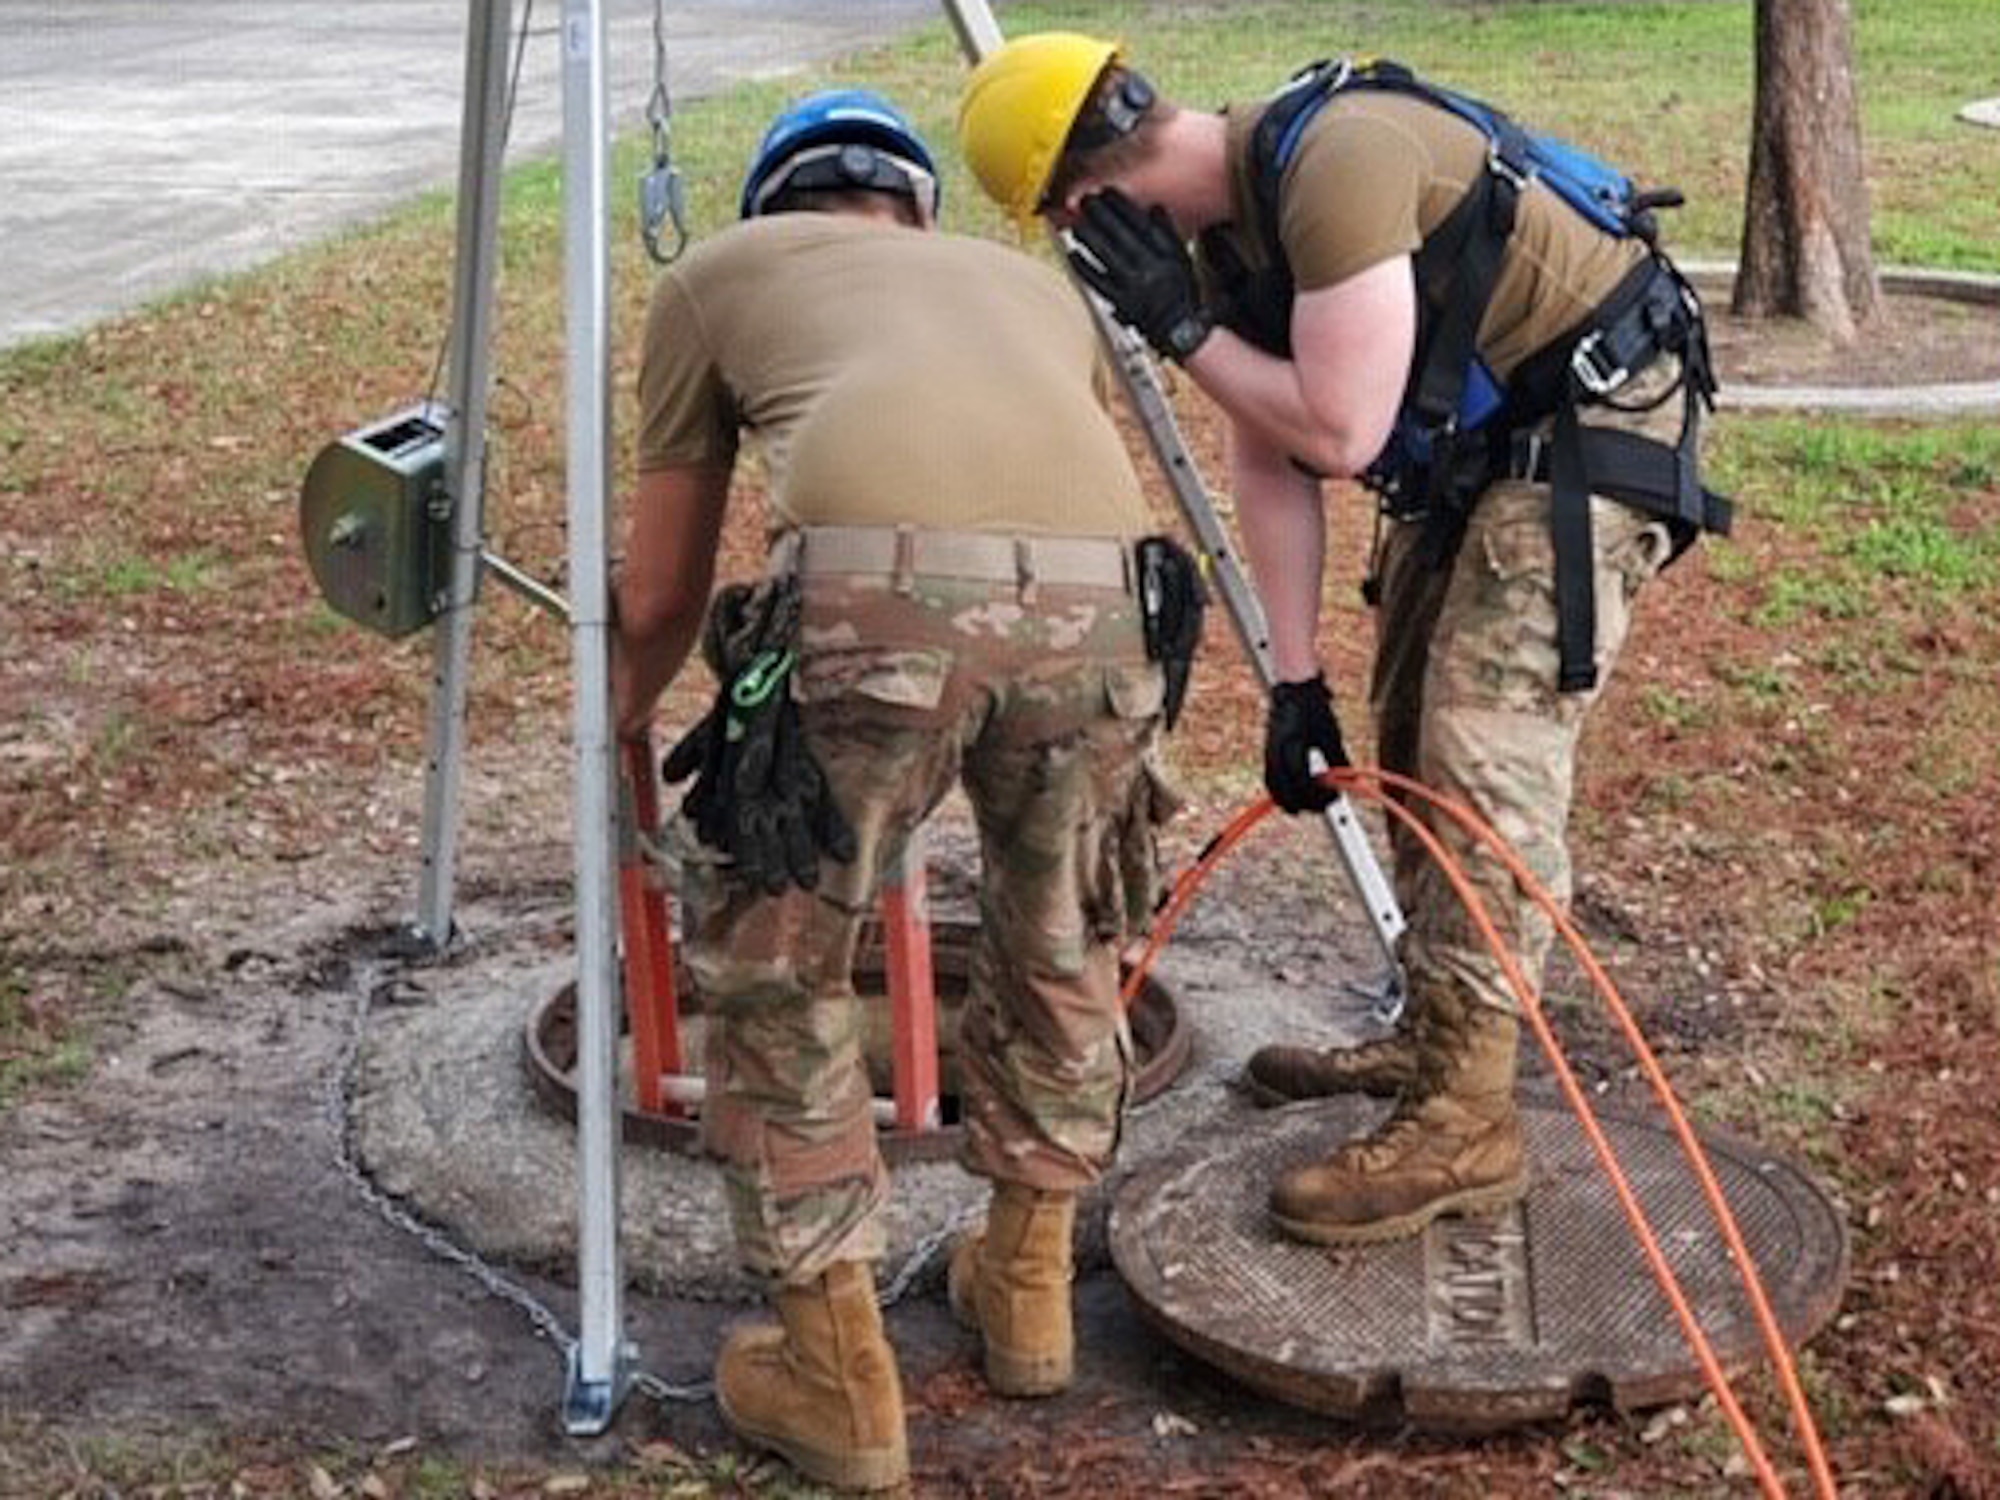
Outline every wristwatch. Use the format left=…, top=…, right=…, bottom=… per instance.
left=1161, top=309, right=1214, bottom=362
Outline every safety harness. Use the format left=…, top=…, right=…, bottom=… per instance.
left=1230, top=59, right=1732, bottom=692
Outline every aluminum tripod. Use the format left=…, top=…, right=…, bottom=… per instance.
left=416, top=0, right=1412, bottom=1435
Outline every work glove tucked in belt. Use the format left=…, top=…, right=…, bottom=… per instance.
left=1263, top=673, right=1350, bottom=814
left=660, top=576, right=857, bottom=895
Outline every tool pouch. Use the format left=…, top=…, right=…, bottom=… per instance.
left=1136, top=535, right=1208, bottom=731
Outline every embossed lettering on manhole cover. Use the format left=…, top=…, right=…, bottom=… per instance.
left=1108, top=1095, right=1849, bottom=1430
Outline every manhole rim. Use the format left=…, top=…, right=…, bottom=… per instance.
left=1107, top=1090, right=1850, bottom=1431
left=524, top=917, right=1193, bottom=1165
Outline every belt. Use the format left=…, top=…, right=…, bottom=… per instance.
left=774, top=524, right=1134, bottom=595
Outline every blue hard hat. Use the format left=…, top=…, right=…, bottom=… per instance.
left=740, top=89, right=941, bottom=222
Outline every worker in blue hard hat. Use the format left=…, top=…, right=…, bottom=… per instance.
left=613, top=88, right=1199, bottom=1492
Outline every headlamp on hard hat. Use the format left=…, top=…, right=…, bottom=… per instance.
left=741, top=89, right=941, bottom=223
left=1066, top=69, right=1157, bottom=154
left=747, top=140, right=940, bottom=223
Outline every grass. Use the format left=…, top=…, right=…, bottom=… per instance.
left=1711, top=418, right=2000, bottom=620
left=0, top=968, right=90, bottom=1109
left=802, top=0, right=2000, bottom=269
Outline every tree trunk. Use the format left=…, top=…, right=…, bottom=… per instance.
left=1733, top=0, right=1881, bottom=344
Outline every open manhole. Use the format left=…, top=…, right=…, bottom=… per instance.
left=1109, top=1092, right=1848, bottom=1431
left=526, top=917, right=1191, bottom=1165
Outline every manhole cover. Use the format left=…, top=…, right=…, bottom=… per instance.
left=526, top=918, right=1191, bottom=1165
left=1109, top=1093, right=1848, bottom=1430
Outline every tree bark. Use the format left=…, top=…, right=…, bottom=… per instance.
left=1733, top=0, right=1881, bottom=344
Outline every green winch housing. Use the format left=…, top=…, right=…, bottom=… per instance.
left=300, top=404, right=451, bottom=639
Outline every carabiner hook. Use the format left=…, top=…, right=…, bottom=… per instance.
left=729, top=648, right=796, bottom=711
left=639, top=106, right=688, bottom=265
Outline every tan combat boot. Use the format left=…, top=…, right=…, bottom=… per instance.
left=1268, top=993, right=1527, bottom=1245
left=715, top=1260, right=908, bottom=1492
left=946, top=1184, right=1075, bottom=1396
left=1243, top=1031, right=1420, bottom=1105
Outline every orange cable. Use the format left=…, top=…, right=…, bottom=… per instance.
left=1355, top=782, right=1787, bottom=1499
left=1120, top=771, right=1837, bottom=1499
left=1359, top=766, right=1838, bottom=1500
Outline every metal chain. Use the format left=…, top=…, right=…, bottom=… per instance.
left=878, top=1207, right=979, bottom=1305
left=326, top=962, right=714, bottom=1404
left=324, top=946, right=976, bottom=1410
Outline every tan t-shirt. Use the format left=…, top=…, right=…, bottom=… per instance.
left=1215, top=87, right=1648, bottom=379
left=636, top=213, right=1148, bottom=537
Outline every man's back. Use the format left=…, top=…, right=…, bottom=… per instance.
left=637, top=213, right=1148, bottom=538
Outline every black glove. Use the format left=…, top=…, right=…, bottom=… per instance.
left=662, top=581, right=782, bottom=853
left=660, top=707, right=731, bottom=852
left=724, top=656, right=857, bottom=896
left=1263, top=673, right=1350, bottom=814
left=1196, top=226, right=1293, bottom=357
left=1067, top=188, right=1214, bottom=363
left=661, top=578, right=857, bottom=895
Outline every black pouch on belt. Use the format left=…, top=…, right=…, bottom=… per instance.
left=1135, top=535, right=1208, bottom=731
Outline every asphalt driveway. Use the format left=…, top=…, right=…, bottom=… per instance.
left=0, top=0, right=938, bottom=348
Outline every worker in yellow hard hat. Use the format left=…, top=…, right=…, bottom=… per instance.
left=959, top=35, right=1727, bottom=1248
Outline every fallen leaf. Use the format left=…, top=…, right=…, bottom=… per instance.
left=1151, top=1410, right=1198, bottom=1438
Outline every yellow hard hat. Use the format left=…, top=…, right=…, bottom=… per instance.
left=958, top=32, right=1120, bottom=223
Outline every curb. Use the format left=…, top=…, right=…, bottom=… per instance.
left=1679, top=260, right=2000, bottom=417
left=1959, top=98, right=2000, bottom=129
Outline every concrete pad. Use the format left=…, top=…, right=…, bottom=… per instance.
left=0, top=0, right=938, bottom=348
left=1719, top=380, right=2000, bottom=417
left=350, top=811, right=1395, bottom=1303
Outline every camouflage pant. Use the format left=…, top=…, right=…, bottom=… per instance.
left=679, top=568, right=1165, bottom=1285
left=1371, top=377, right=1685, bottom=1023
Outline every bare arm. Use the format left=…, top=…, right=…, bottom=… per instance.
left=1184, top=253, right=1416, bottom=479
left=611, top=462, right=731, bottom=737
left=1229, top=417, right=1328, bottom=682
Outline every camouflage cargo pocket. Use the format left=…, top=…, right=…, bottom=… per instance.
left=1440, top=482, right=1665, bottom=715
left=1098, top=660, right=1174, bottom=940
left=1102, top=659, right=1166, bottom=720
left=1436, top=482, right=1573, bottom=714
left=795, top=645, right=952, bottom=712
left=1113, top=750, right=1185, bottom=938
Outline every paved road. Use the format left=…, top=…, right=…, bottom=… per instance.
left=0, top=0, right=940, bottom=348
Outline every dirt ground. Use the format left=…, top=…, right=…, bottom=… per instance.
left=3, top=287, right=1997, bottom=1499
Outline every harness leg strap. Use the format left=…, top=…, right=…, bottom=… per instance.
left=1549, top=394, right=1599, bottom=694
